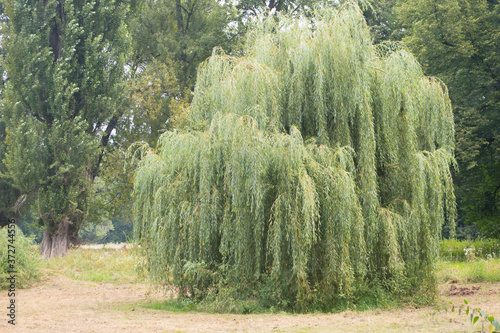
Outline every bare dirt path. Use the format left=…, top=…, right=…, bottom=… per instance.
left=1, top=272, right=499, bottom=332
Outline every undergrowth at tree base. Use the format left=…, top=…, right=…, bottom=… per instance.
left=145, top=279, right=437, bottom=314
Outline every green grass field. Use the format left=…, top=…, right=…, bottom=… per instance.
left=39, top=244, right=145, bottom=284
left=437, top=258, right=500, bottom=284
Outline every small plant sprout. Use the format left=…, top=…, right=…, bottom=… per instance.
left=448, top=299, right=500, bottom=333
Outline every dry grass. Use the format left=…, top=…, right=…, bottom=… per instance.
left=1, top=272, right=498, bottom=332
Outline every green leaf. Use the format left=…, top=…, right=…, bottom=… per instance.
left=488, top=316, right=494, bottom=323
left=481, top=311, right=486, bottom=317
left=465, top=300, right=468, bottom=305
left=473, top=316, right=480, bottom=324
left=492, top=320, right=500, bottom=331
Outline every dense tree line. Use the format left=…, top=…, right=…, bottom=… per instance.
left=396, top=0, right=499, bottom=238
left=0, top=0, right=497, bottom=259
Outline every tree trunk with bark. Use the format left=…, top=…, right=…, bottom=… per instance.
left=40, top=220, right=71, bottom=258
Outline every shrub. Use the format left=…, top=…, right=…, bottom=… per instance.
left=440, top=239, right=500, bottom=261
left=436, top=259, right=500, bottom=283
left=0, top=225, right=41, bottom=289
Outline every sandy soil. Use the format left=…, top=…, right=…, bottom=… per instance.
left=1, top=273, right=499, bottom=333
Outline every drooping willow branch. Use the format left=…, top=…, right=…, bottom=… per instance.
left=134, top=4, right=456, bottom=311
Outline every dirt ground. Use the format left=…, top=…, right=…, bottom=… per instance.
left=1, top=272, right=499, bottom=332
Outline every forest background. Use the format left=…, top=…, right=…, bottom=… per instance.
left=0, top=0, right=498, bottom=246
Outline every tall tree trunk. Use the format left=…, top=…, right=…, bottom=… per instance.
left=40, top=220, right=71, bottom=258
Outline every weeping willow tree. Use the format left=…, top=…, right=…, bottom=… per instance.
left=134, top=4, right=456, bottom=311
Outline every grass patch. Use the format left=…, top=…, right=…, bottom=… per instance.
left=436, top=258, right=500, bottom=283
left=40, top=245, right=144, bottom=284
left=440, top=239, right=500, bottom=261
left=145, top=297, right=198, bottom=313
left=145, top=297, right=286, bottom=314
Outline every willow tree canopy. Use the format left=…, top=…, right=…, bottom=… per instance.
left=134, top=5, right=455, bottom=310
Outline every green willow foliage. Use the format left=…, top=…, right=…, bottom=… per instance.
left=134, top=5, right=456, bottom=310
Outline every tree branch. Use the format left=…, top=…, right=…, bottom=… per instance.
left=92, top=113, right=122, bottom=178
left=185, top=0, right=197, bottom=32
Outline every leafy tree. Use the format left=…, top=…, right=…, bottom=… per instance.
left=134, top=6, right=456, bottom=310
left=134, top=0, right=237, bottom=89
left=0, top=116, right=20, bottom=227
left=89, top=146, right=138, bottom=229
left=1, top=0, right=130, bottom=257
left=396, top=0, right=500, bottom=238
left=237, top=0, right=309, bottom=16
left=118, top=0, right=239, bottom=148
left=362, top=0, right=401, bottom=44
left=0, top=128, right=22, bottom=231
left=89, top=0, right=241, bottom=231
left=0, top=4, right=20, bottom=227
left=119, top=59, right=181, bottom=147
left=236, top=0, right=373, bottom=19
